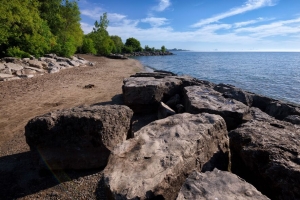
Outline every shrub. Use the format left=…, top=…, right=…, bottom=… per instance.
left=6, top=47, right=31, bottom=58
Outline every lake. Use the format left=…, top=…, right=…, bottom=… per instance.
left=133, top=51, right=300, bottom=105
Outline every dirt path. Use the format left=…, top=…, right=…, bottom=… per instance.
left=0, top=55, right=143, bottom=154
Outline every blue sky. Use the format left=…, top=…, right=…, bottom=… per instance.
left=79, top=0, right=300, bottom=51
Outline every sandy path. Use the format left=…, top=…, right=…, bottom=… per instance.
left=0, top=55, right=143, bottom=154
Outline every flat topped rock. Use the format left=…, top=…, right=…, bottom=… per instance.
left=123, top=76, right=182, bottom=113
left=183, top=85, right=250, bottom=130
left=229, top=118, right=300, bottom=199
left=103, top=113, right=229, bottom=200
left=4, top=63, right=23, bottom=71
left=25, top=105, right=133, bottom=169
left=176, top=169, right=269, bottom=200
left=0, top=73, right=14, bottom=78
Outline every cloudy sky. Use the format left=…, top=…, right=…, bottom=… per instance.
left=79, top=0, right=300, bottom=51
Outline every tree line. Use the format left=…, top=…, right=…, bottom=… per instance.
left=0, top=0, right=167, bottom=58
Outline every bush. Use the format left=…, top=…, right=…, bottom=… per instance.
left=122, top=46, right=133, bottom=54
left=6, top=47, right=31, bottom=58
left=81, top=37, right=97, bottom=54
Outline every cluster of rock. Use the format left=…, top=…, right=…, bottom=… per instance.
left=0, top=54, right=92, bottom=81
left=24, top=71, right=300, bottom=199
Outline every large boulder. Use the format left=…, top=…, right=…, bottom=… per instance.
left=214, top=83, right=254, bottom=106
left=103, top=113, right=229, bottom=200
left=130, top=71, right=175, bottom=78
left=27, top=60, right=44, bottom=69
left=265, top=101, right=300, bottom=120
left=122, top=76, right=182, bottom=113
left=4, top=63, right=23, bottom=72
left=0, top=73, right=19, bottom=81
left=25, top=105, right=133, bottom=169
left=229, top=118, right=300, bottom=200
left=183, top=85, right=250, bottom=130
left=284, top=115, right=300, bottom=125
left=176, top=169, right=269, bottom=200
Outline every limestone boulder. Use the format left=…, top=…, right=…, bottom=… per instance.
left=157, top=102, right=176, bottom=119
left=67, top=60, right=80, bottom=67
left=4, top=63, right=23, bottom=72
left=183, top=85, right=250, bottom=130
left=122, top=76, right=182, bottom=113
left=176, top=169, right=269, bottom=200
left=24, top=66, right=45, bottom=73
left=214, top=83, right=254, bottom=106
left=229, top=118, right=300, bottom=200
left=28, top=60, right=44, bottom=69
left=284, top=115, right=300, bottom=125
left=25, top=105, right=133, bottom=169
left=130, top=71, right=176, bottom=78
left=175, top=75, right=216, bottom=88
left=56, top=57, right=70, bottom=62
left=103, top=113, right=229, bottom=200
left=0, top=73, right=18, bottom=81
left=0, top=63, right=5, bottom=70
left=265, top=101, right=300, bottom=120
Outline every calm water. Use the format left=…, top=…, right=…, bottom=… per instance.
left=133, top=51, right=300, bottom=105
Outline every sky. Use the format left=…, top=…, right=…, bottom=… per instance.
left=79, top=0, right=300, bottom=51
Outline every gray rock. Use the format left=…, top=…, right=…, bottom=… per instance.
left=157, top=102, right=176, bottom=119
left=28, top=60, right=44, bottom=69
left=103, top=113, right=229, bottom=200
left=4, top=63, right=23, bottom=71
left=16, top=69, right=36, bottom=77
left=25, top=105, right=133, bottom=169
left=229, top=118, right=300, bottom=200
left=130, top=71, right=175, bottom=79
left=67, top=60, right=80, bottom=67
left=0, top=73, right=16, bottom=81
left=166, top=94, right=181, bottom=108
left=0, top=63, right=5, bottom=70
left=24, top=66, right=45, bottom=73
left=175, top=75, right=216, bottom=88
left=265, top=101, right=300, bottom=120
left=176, top=169, right=269, bottom=200
left=56, top=57, right=70, bottom=62
left=214, top=83, right=254, bottom=106
left=0, top=67, right=12, bottom=75
left=122, top=76, right=182, bottom=113
left=176, top=104, right=185, bottom=113
left=284, top=115, right=300, bottom=125
left=39, top=57, right=56, bottom=63
left=44, top=53, right=57, bottom=59
left=183, top=85, right=250, bottom=130
left=48, top=67, right=60, bottom=74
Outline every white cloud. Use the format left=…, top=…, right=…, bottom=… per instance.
left=153, top=0, right=171, bottom=12
left=235, top=17, right=300, bottom=38
left=191, top=0, right=276, bottom=27
left=81, top=22, right=94, bottom=34
left=81, top=7, right=126, bottom=22
left=141, top=17, right=169, bottom=27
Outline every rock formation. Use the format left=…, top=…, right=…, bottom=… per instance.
left=103, top=113, right=229, bottom=200
left=25, top=105, right=133, bottom=169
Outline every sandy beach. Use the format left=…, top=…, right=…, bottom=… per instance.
left=0, top=55, right=143, bottom=199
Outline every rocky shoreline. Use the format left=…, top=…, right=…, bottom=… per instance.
left=8, top=70, right=300, bottom=199
left=0, top=54, right=93, bottom=81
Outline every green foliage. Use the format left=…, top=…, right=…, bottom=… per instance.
left=6, top=47, right=30, bottom=58
left=125, top=37, right=142, bottom=52
left=122, top=46, right=133, bottom=54
left=110, top=35, right=123, bottom=54
left=161, top=45, right=166, bottom=53
left=144, top=45, right=152, bottom=52
left=0, top=0, right=55, bottom=57
left=81, top=36, right=97, bottom=54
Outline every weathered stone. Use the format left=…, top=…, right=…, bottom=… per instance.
left=28, top=60, right=44, bottom=69
left=130, top=71, right=175, bottom=79
left=103, top=113, right=229, bottom=200
left=252, top=94, right=275, bottom=112
left=24, top=66, right=45, bottom=73
left=16, top=69, right=36, bottom=77
left=229, top=118, right=300, bottom=200
left=265, top=101, right=300, bottom=120
left=176, top=169, right=269, bottom=200
left=122, top=76, right=182, bottom=113
left=67, top=60, right=80, bottom=67
left=175, top=75, right=216, bottom=88
left=157, top=102, right=176, bottom=119
left=176, top=104, right=185, bottom=113
left=0, top=73, right=16, bottom=81
left=184, top=85, right=250, bottom=130
left=48, top=67, right=60, bottom=74
left=19, top=74, right=34, bottom=78
left=284, top=115, right=300, bottom=125
left=4, top=63, right=23, bottom=71
left=214, top=83, right=254, bottom=106
left=39, top=57, right=56, bottom=63
left=165, top=94, right=181, bottom=108
left=56, top=57, right=70, bottom=62
left=0, top=63, right=5, bottom=70
left=0, top=67, right=11, bottom=75
left=25, top=105, right=133, bottom=169
left=44, top=53, right=57, bottom=58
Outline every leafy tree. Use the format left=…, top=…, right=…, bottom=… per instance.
left=122, top=46, right=133, bottom=54
left=110, top=35, right=123, bottom=54
left=125, top=37, right=142, bottom=52
left=81, top=36, right=96, bottom=54
left=144, top=45, right=152, bottom=52
left=0, top=0, right=56, bottom=57
left=161, top=45, right=166, bottom=53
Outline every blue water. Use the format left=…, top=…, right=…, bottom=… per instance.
left=133, top=51, right=300, bottom=105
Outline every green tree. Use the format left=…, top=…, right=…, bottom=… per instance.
left=125, top=37, right=142, bottom=52
left=110, top=35, right=123, bottom=54
left=81, top=36, right=96, bottom=54
left=161, top=45, right=166, bottom=53
left=0, top=0, right=55, bottom=57
left=144, top=45, right=152, bottom=52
